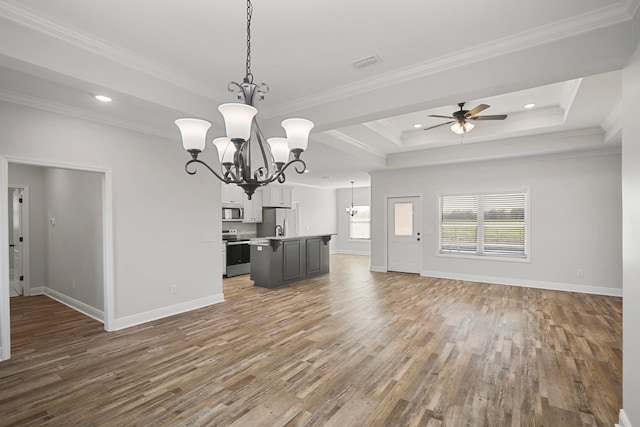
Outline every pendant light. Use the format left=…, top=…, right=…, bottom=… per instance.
left=345, top=181, right=358, bottom=216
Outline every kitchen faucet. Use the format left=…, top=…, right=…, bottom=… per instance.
left=275, top=224, right=283, bottom=237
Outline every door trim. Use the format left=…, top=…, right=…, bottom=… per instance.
left=384, top=194, right=423, bottom=273
left=8, top=185, right=30, bottom=296
left=0, top=156, right=115, bottom=361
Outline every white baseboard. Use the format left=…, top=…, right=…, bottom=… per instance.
left=30, top=286, right=45, bottom=295
left=370, top=265, right=386, bottom=272
left=333, top=250, right=371, bottom=256
left=44, top=288, right=104, bottom=323
left=420, top=270, right=622, bottom=297
left=617, top=409, right=632, bottom=427
left=111, top=294, right=225, bottom=331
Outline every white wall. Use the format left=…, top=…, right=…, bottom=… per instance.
left=45, top=168, right=103, bottom=311
left=0, top=100, right=222, bottom=329
left=622, top=40, right=640, bottom=426
left=336, top=186, right=371, bottom=255
left=370, top=150, right=622, bottom=294
left=8, top=164, right=46, bottom=289
left=291, top=186, right=338, bottom=250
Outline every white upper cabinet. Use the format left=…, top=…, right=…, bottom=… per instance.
left=262, top=185, right=292, bottom=208
left=243, top=189, right=263, bottom=223
left=221, top=184, right=244, bottom=206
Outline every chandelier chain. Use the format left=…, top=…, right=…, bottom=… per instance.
left=245, top=0, right=253, bottom=83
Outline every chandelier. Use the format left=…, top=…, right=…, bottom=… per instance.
left=346, top=181, right=358, bottom=216
left=175, top=0, right=314, bottom=199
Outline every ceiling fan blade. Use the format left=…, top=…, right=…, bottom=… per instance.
left=428, top=115, right=454, bottom=119
left=423, top=121, right=454, bottom=130
left=469, top=114, right=508, bottom=120
left=465, top=104, right=490, bottom=117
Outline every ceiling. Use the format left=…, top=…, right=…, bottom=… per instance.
left=0, top=0, right=637, bottom=189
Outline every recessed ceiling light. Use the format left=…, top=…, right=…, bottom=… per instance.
left=95, top=95, right=112, bottom=102
left=413, top=124, right=422, bottom=129
left=524, top=103, right=535, bottom=109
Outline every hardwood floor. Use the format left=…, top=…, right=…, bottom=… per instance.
left=0, top=254, right=622, bottom=426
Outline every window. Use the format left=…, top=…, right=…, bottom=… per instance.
left=440, top=192, right=528, bottom=258
left=393, top=202, right=413, bottom=236
left=350, top=205, right=371, bottom=240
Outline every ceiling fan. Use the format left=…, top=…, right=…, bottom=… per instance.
left=424, top=102, right=507, bottom=134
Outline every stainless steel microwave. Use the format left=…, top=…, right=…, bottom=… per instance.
left=222, top=207, right=243, bottom=221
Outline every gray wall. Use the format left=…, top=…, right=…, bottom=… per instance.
left=8, top=164, right=46, bottom=289
left=370, top=151, right=622, bottom=293
left=291, top=186, right=337, bottom=250
left=622, top=40, right=640, bottom=425
left=0, top=100, right=221, bottom=321
left=336, top=186, right=371, bottom=255
left=45, top=168, right=103, bottom=310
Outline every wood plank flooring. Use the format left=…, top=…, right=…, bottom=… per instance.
left=0, top=254, right=622, bottom=426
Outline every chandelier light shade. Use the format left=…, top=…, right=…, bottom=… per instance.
left=175, top=118, right=211, bottom=152
left=346, top=181, right=358, bottom=216
left=450, top=121, right=475, bottom=134
left=267, top=137, right=290, bottom=166
left=217, top=103, right=257, bottom=140
left=281, top=118, right=314, bottom=152
left=175, top=0, right=313, bottom=199
left=212, top=137, right=235, bottom=164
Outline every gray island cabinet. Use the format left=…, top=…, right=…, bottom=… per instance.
left=249, top=235, right=333, bottom=288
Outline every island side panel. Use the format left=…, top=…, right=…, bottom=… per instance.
left=250, top=244, right=280, bottom=288
left=306, top=238, right=322, bottom=275
left=283, top=240, right=302, bottom=282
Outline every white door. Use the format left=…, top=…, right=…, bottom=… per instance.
left=9, top=188, right=23, bottom=296
left=387, top=197, right=422, bottom=274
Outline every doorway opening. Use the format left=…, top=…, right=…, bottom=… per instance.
left=1, top=157, right=114, bottom=361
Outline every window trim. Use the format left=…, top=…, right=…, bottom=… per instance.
left=437, top=189, right=530, bottom=262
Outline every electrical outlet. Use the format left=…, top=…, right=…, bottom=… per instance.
left=72, top=280, right=76, bottom=289
left=576, top=269, right=584, bottom=277
left=170, top=285, right=177, bottom=294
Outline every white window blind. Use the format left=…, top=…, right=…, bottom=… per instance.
left=440, top=192, right=528, bottom=258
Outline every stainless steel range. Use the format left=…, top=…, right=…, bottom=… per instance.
left=222, top=229, right=251, bottom=277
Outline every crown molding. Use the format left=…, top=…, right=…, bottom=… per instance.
left=0, top=0, right=220, bottom=102
left=324, top=130, right=387, bottom=159
left=362, top=120, right=402, bottom=146
left=622, top=0, right=640, bottom=16
left=0, top=88, right=172, bottom=139
left=560, top=78, right=583, bottom=121
left=264, top=3, right=634, bottom=118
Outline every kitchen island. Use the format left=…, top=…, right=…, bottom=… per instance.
left=249, top=234, right=333, bottom=288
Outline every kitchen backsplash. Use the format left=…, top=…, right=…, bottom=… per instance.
left=223, top=222, right=257, bottom=237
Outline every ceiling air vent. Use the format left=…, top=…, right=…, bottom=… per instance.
left=352, top=55, right=382, bottom=70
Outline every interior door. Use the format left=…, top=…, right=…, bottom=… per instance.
left=10, top=188, right=23, bottom=296
left=387, top=196, right=422, bottom=274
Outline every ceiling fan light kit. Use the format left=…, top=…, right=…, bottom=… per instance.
left=425, top=102, right=507, bottom=134
left=450, top=121, right=474, bottom=134
left=175, top=0, right=314, bottom=199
